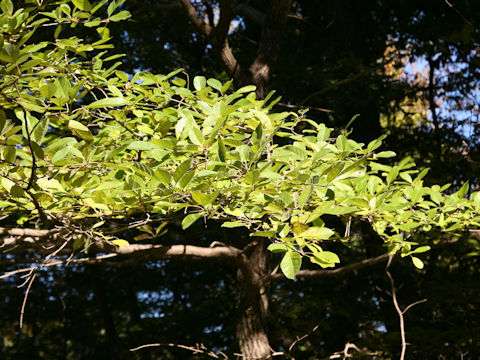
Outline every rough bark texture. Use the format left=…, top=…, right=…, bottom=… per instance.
left=248, top=0, right=292, bottom=99
left=236, top=240, right=271, bottom=359
left=180, top=0, right=292, bottom=99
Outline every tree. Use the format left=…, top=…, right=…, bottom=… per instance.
left=1, top=1, right=479, bottom=359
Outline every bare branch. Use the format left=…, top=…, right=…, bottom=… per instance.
left=19, top=272, right=36, bottom=329
left=130, top=342, right=229, bottom=359
left=444, top=0, right=474, bottom=27
left=288, top=324, right=320, bottom=352
left=385, top=255, right=407, bottom=360
left=1, top=243, right=242, bottom=280
left=402, top=298, right=427, bottom=314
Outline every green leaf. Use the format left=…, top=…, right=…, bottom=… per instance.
left=298, top=226, right=334, bottom=240
left=40, top=83, right=57, bottom=98
left=52, top=146, right=71, bottom=163
left=155, top=169, right=171, bottom=185
left=71, top=0, right=92, bottom=11
left=109, top=10, right=131, bottom=21
left=327, top=163, right=344, bottom=182
left=173, top=159, right=192, bottom=182
left=112, top=239, right=129, bottom=246
left=267, top=243, right=289, bottom=253
left=182, top=213, right=203, bottom=230
left=193, top=76, right=206, bottom=91
left=280, top=251, right=302, bottom=279
left=311, top=251, right=340, bottom=268
left=32, top=118, right=49, bottom=143
left=221, top=221, right=246, bottom=228
left=250, top=231, right=276, bottom=238
left=127, top=141, right=157, bottom=151
left=192, top=191, right=218, bottom=207
left=237, top=144, right=250, bottom=162
left=411, top=256, right=424, bottom=269
left=68, top=120, right=93, bottom=141
left=217, top=137, right=226, bottom=162
left=413, top=246, right=431, bottom=254
left=376, top=151, right=396, bottom=158
left=207, top=78, right=222, bottom=91
left=86, top=97, right=127, bottom=108
left=189, top=126, right=204, bottom=146
left=3, top=146, right=16, bottom=163
left=237, top=85, right=256, bottom=94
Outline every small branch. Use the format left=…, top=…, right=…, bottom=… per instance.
left=267, top=253, right=390, bottom=282
left=386, top=254, right=421, bottom=360
left=0, top=254, right=119, bottom=280
left=19, top=272, right=36, bottom=329
left=277, top=102, right=334, bottom=113
left=402, top=298, right=427, bottom=314
left=445, top=0, right=474, bottom=27
left=130, top=342, right=229, bottom=359
left=288, top=324, right=319, bottom=352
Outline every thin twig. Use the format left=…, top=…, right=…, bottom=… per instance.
left=445, top=0, right=474, bottom=27
left=402, top=298, right=427, bottom=314
left=385, top=255, right=406, bottom=360
left=289, top=324, right=320, bottom=351
left=19, top=272, right=36, bottom=329
left=130, top=342, right=228, bottom=359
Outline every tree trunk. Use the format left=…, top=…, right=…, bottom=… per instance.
left=90, top=267, right=131, bottom=360
left=236, top=240, right=272, bottom=359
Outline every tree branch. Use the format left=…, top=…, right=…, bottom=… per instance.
left=179, top=0, right=212, bottom=37
left=1, top=243, right=242, bottom=280
left=0, top=227, right=53, bottom=237
left=233, top=3, right=265, bottom=25
left=266, top=253, right=390, bottom=282
left=249, top=0, right=292, bottom=98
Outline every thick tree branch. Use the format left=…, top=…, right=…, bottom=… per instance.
left=180, top=0, right=212, bottom=36
left=214, top=0, right=233, bottom=44
left=1, top=243, right=242, bottom=280
left=249, top=0, right=292, bottom=98
left=233, top=3, right=266, bottom=25
left=0, top=227, right=52, bottom=237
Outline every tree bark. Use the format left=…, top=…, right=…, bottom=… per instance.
left=90, top=266, right=131, bottom=360
left=248, top=0, right=292, bottom=99
left=180, top=0, right=292, bottom=100
left=236, top=240, right=272, bottom=359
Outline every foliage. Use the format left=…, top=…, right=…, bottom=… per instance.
left=0, top=0, right=479, bottom=282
